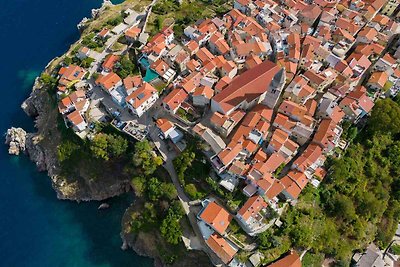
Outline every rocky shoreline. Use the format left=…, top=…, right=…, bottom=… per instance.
left=4, top=1, right=211, bottom=265
left=5, top=80, right=210, bottom=266
left=6, top=79, right=131, bottom=201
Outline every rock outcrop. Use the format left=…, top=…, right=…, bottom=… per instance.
left=5, top=127, right=27, bottom=155
left=6, top=78, right=130, bottom=201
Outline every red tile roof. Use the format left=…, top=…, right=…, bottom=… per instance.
left=95, top=72, right=122, bottom=91
left=206, top=233, right=237, bottom=264
left=266, top=251, right=301, bottom=267
left=200, top=201, right=232, bottom=234
left=238, top=195, right=268, bottom=221
left=163, top=88, right=188, bottom=111
left=212, top=60, right=281, bottom=114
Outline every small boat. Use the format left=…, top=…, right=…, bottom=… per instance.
left=98, top=203, right=110, bottom=210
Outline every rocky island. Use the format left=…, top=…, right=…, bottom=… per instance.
left=6, top=0, right=400, bottom=266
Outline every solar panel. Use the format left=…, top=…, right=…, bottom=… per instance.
left=137, top=93, right=145, bottom=100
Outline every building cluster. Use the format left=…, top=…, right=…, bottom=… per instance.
left=51, top=0, right=400, bottom=265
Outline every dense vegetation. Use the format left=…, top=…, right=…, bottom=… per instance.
left=173, top=137, right=210, bottom=200
left=151, top=0, right=231, bottom=37
left=114, top=55, right=139, bottom=79
left=258, top=98, right=400, bottom=266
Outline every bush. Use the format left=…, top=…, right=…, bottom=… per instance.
left=107, top=15, right=123, bottom=26
left=40, top=73, right=57, bottom=88
left=57, top=140, right=79, bottom=162
left=184, top=183, right=205, bottom=200
left=133, top=140, right=163, bottom=175
left=131, top=176, right=146, bottom=197
left=391, top=244, right=400, bottom=255
left=90, top=133, right=128, bottom=161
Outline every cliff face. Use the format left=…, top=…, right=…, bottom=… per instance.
left=8, top=80, right=130, bottom=201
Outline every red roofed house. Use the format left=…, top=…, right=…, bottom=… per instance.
left=281, top=170, right=308, bottom=201
left=366, top=71, right=389, bottom=91
left=210, top=109, right=246, bottom=137
left=95, top=72, right=123, bottom=92
left=206, top=233, right=238, bottom=265
left=312, top=119, right=342, bottom=154
left=150, top=59, right=176, bottom=83
left=102, top=54, right=120, bottom=72
left=266, top=251, right=301, bottom=267
left=125, top=26, right=141, bottom=43
left=58, top=65, right=87, bottom=94
left=236, top=195, right=269, bottom=235
left=125, top=82, right=158, bottom=117
left=211, top=141, right=243, bottom=173
left=192, top=85, right=214, bottom=107
left=339, top=86, right=374, bottom=122
left=292, top=143, right=325, bottom=178
left=66, top=110, right=87, bottom=132
left=198, top=200, right=232, bottom=235
left=162, top=88, right=189, bottom=114
left=211, top=60, right=285, bottom=114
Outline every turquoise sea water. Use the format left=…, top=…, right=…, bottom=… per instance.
left=0, top=1, right=152, bottom=266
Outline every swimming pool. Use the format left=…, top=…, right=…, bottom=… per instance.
left=144, top=68, right=159, bottom=82
left=139, top=57, right=150, bottom=69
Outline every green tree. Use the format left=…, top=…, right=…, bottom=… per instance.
left=147, top=177, right=162, bottom=201
left=133, top=140, right=163, bottom=175
left=131, top=176, right=146, bottom=197
left=367, top=99, right=400, bottom=136
left=40, top=73, right=57, bottom=88
left=160, top=209, right=182, bottom=245
left=107, top=134, right=128, bottom=158
left=161, top=183, right=178, bottom=200
left=90, top=133, right=109, bottom=160
left=57, top=140, right=79, bottom=162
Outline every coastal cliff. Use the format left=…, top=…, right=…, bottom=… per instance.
left=6, top=80, right=131, bottom=201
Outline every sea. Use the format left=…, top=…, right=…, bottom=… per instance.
left=0, top=0, right=153, bottom=266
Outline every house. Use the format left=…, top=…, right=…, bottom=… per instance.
left=174, top=50, right=190, bottom=72
left=58, top=65, right=87, bottom=90
left=206, top=233, right=238, bottom=265
left=278, top=100, right=308, bottom=122
left=366, top=71, right=389, bottom=91
left=58, top=90, right=87, bottom=114
left=123, top=75, right=142, bottom=95
left=211, top=60, right=284, bottom=115
left=303, top=69, right=336, bottom=92
left=150, top=59, right=176, bottom=83
left=192, top=85, right=214, bottom=107
left=198, top=200, right=232, bottom=235
left=234, top=0, right=250, bottom=14
left=231, top=42, right=269, bottom=64
left=192, top=123, right=226, bottom=154
left=316, top=97, right=344, bottom=124
left=280, top=170, right=308, bottom=201
left=76, top=47, right=90, bottom=60
left=210, top=110, right=246, bottom=138
left=125, top=82, right=158, bottom=117
left=236, top=195, right=268, bottom=235
left=155, top=118, right=184, bottom=144
left=66, top=110, right=87, bottom=132
left=283, top=75, right=315, bottom=104
left=266, top=251, right=301, bottom=267
left=102, top=54, right=120, bottom=72
left=339, top=86, right=374, bottom=122
left=292, top=144, right=324, bottom=177
left=382, top=0, right=400, bottom=16
left=125, top=26, right=141, bottom=43
left=211, top=141, right=242, bottom=173
left=162, top=88, right=188, bottom=114
left=97, top=28, right=110, bottom=40
left=95, top=72, right=123, bottom=93
left=312, top=119, right=342, bottom=154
